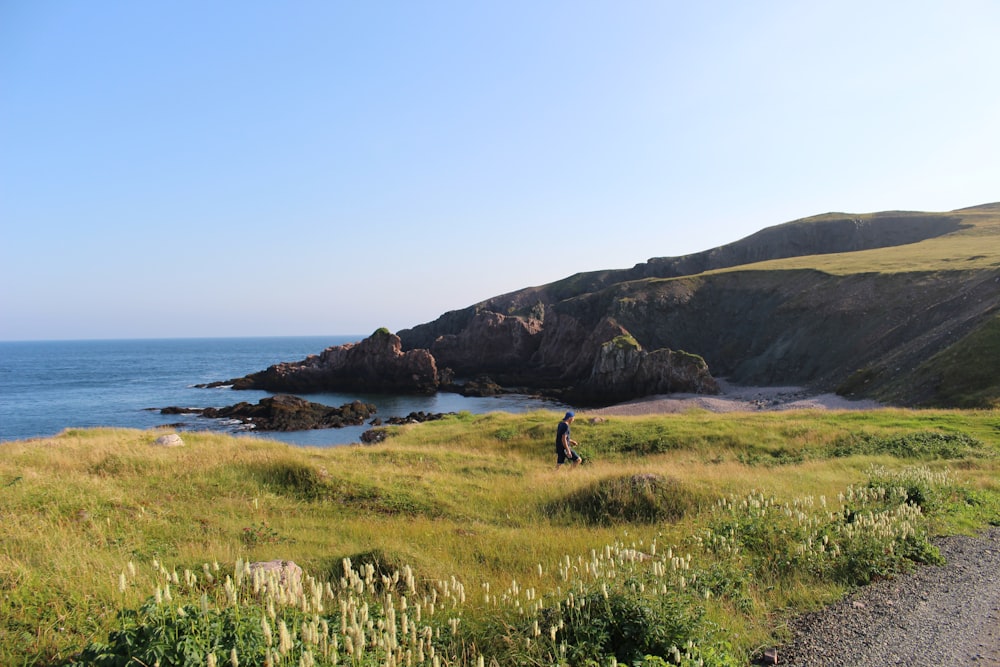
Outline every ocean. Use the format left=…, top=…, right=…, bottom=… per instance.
left=0, top=336, right=567, bottom=447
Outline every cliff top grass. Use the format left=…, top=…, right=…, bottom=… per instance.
left=2, top=408, right=999, bottom=665
left=716, top=205, right=1000, bottom=275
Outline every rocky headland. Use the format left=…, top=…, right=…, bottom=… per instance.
left=204, top=204, right=1000, bottom=410
left=199, top=328, right=439, bottom=395
left=208, top=324, right=719, bottom=407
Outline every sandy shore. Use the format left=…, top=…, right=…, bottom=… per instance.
left=586, top=379, right=884, bottom=417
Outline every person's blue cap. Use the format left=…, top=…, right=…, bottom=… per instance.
left=564, top=411, right=575, bottom=419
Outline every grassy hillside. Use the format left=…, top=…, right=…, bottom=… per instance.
left=721, top=204, right=1000, bottom=275
left=2, top=409, right=999, bottom=665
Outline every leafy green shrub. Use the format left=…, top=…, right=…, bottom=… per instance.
left=700, top=491, right=820, bottom=580
left=473, top=541, right=723, bottom=667
left=830, top=431, right=985, bottom=459
left=73, top=544, right=725, bottom=667
left=864, top=465, right=955, bottom=513
left=72, top=557, right=439, bottom=667
left=316, top=548, right=419, bottom=594
left=554, top=586, right=698, bottom=665
left=953, top=486, right=1000, bottom=526
left=240, top=521, right=283, bottom=548
left=688, top=560, right=756, bottom=614
left=832, top=492, right=943, bottom=585
left=72, top=598, right=264, bottom=667
left=552, top=474, right=701, bottom=525
left=590, top=422, right=682, bottom=455
left=701, top=478, right=944, bottom=586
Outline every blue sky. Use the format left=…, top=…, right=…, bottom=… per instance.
left=2, top=1, right=998, bottom=341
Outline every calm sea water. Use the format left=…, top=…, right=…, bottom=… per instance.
left=0, top=337, right=567, bottom=447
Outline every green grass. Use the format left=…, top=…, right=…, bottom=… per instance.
left=906, top=312, right=1000, bottom=408
left=713, top=206, right=1000, bottom=275
left=2, top=408, right=999, bottom=665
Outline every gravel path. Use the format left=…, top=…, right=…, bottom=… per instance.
left=773, top=526, right=1000, bottom=666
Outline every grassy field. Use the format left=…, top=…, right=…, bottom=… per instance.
left=2, top=408, right=999, bottom=665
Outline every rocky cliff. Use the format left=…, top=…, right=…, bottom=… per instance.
left=230, top=328, right=438, bottom=394
left=396, top=204, right=1000, bottom=407
left=226, top=203, right=1000, bottom=408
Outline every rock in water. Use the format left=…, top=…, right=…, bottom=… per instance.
left=201, top=394, right=376, bottom=431
left=229, top=329, right=439, bottom=394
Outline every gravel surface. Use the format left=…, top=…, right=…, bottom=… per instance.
left=772, top=526, right=1000, bottom=666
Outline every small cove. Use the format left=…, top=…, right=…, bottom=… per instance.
left=0, top=336, right=568, bottom=446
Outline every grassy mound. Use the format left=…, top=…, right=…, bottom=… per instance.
left=551, top=473, right=702, bottom=525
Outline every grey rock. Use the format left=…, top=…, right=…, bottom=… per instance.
left=152, top=433, right=184, bottom=447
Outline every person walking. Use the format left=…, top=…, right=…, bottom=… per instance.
left=556, top=411, right=582, bottom=467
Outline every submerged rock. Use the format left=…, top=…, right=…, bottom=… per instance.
left=382, top=411, right=451, bottom=425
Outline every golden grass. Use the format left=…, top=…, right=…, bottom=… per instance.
left=709, top=207, right=1000, bottom=275
left=2, top=409, right=999, bottom=664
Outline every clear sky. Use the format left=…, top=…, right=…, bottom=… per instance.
left=2, top=1, right=998, bottom=341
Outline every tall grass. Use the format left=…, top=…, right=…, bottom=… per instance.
left=1, top=408, right=998, bottom=665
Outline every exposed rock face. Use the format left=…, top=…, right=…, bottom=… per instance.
left=231, top=329, right=438, bottom=394
left=429, top=313, right=717, bottom=403
left=499, top=267, right=997, bottom=405
left=455, top=375, right=505, bottom=397
left=382, top=411, right=451, bottom=425
left=531, top=312, right=601, bottom=380
left=394, top=205, right=1000, bottom=407
left=430, top=310, right=543, bottom=375
left=581, top=335, right=718, bottom=403
left=361, top=428, right=389, bottom=444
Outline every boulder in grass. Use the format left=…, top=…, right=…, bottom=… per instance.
left=153, top=433, right=185, bottom=447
